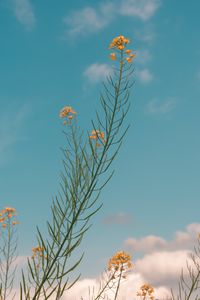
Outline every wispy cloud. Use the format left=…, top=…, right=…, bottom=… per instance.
left=63, top=0, right=162, bottom=37
left=84, top=63, right=112, bottom=83
left=64, top=2, right=115, bottom=37
left=135, top=49, right=152, bottom=65
left=11, top=0, right=36, bottom=30
left=120, top=0, right=161, bottom=21
left=0, top=104, right=30, bottom=164
left=134, top=24, right=156, bottom=43
left=102, top=212, right=132, bottom=225
left=137, top=68, right=154, bottom=83
left=145, top=97, right=177, bottom=115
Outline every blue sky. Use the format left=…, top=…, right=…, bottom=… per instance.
left=1, top=0, right=200, bottom=297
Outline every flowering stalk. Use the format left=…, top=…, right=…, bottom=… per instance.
left=0, top=207, right=19, bottom=300
left=136, top=284, right=155, bottom=300
left=19, top=35, right=135, bottom=299
left=83, top=250, right=133, bottom=300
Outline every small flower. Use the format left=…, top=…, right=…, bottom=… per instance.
left=129, top=53, right=136, bottom=59
left=31, top=246, right=46, bottom=259
left=67, top=115, right=73, bottom=120
left=110, top=53, right=116, bottom=60
left=89, top=130, right=105, bottom=142
left=2, top=223, right=7, bottom=228
left=5, top=207, right=16, bottom=212
left=109, top=35, right=130, bottom=50
left=125, top=49, right=132, bottom=54
left=117, top=45, right=125, bottom=50
left=126, top=57, right=132, bottom=63
left=108, top=250, right=133, bottom=272
left=137, top=284, right=155, bottom=299
left=59, top=106, right=77, bottom=118
left=12, top=221, right=19, bottom=226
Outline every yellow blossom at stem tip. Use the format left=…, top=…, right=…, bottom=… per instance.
left=110, top=53, right=116, bottom=60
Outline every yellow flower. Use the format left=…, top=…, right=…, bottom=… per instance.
left=126, top=57, right=132, bottom=63
left=117, top=45, right=125, bottom=50
left=89, top=130, right=105, bottom=142
left=5, top=207, right=16, bottom=213
left=110, top=53, right=116, bottom=60
left=109, top=35, right=130, bottom=50
left=129, top=53, right=136, bottom=59
left=12, top=221, right=19, bottom=226
left=137, top=284, right=155, bottom=299
left=59, top=106, right=77, bottom=118
left=124, top=38, right=130, bottom=44
left=108, top=250, right=133, bottom=272
left=125, top=49, right=132, bottom=54
left=31, top=246, right=46, bottom=259
left=2, top=223, right=7, bottom=228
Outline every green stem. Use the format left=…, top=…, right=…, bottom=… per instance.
left=114, top=265, right=123, bottom=300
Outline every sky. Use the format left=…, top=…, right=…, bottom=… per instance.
left=0, top=0, right=200, bottom=299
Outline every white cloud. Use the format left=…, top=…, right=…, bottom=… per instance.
left=145, top=97, right=177, bottom=115
left=0, top=104, right=30, bottom=164
left=84, top=63, right=112, bottom=83
left=61, top=272, right=171, bottom=300
left=64, top=3, right=115, bottom=37
left=137, top=68, right=153, bottom=83
left=120, top=0, right=161, bottom=21
left=9, top=224, right=200, bottom=300
left=125, top=223, right=200, bottom=254
left=135, top=250, right=191, bottom=287
left=125, top=235, right=167, bottom=254
left=11, top=0, right=36, bottom=30
left=63, top=0, right=162, bottom=37
left=134, top=25, right=156, bottom=42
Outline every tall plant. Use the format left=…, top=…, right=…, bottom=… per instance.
left=0, top=35, right=136, bottom=300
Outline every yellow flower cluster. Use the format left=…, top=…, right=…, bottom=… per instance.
left=32, top=246, right=46, bottom=259
left=109, top=35, right=130, bottom=50
left=59, top=106, right=77, bottom=124
left=89, top=130, right=106, bottom=148
left=137, top=284, right=154, bottom=300
left=89, top=130, right=105, bottom=141
left=109, top=35, right=136, bottom=64
left=0, top=207, right=19, bottom=229
left=108, top=250, right=133, bottom=272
